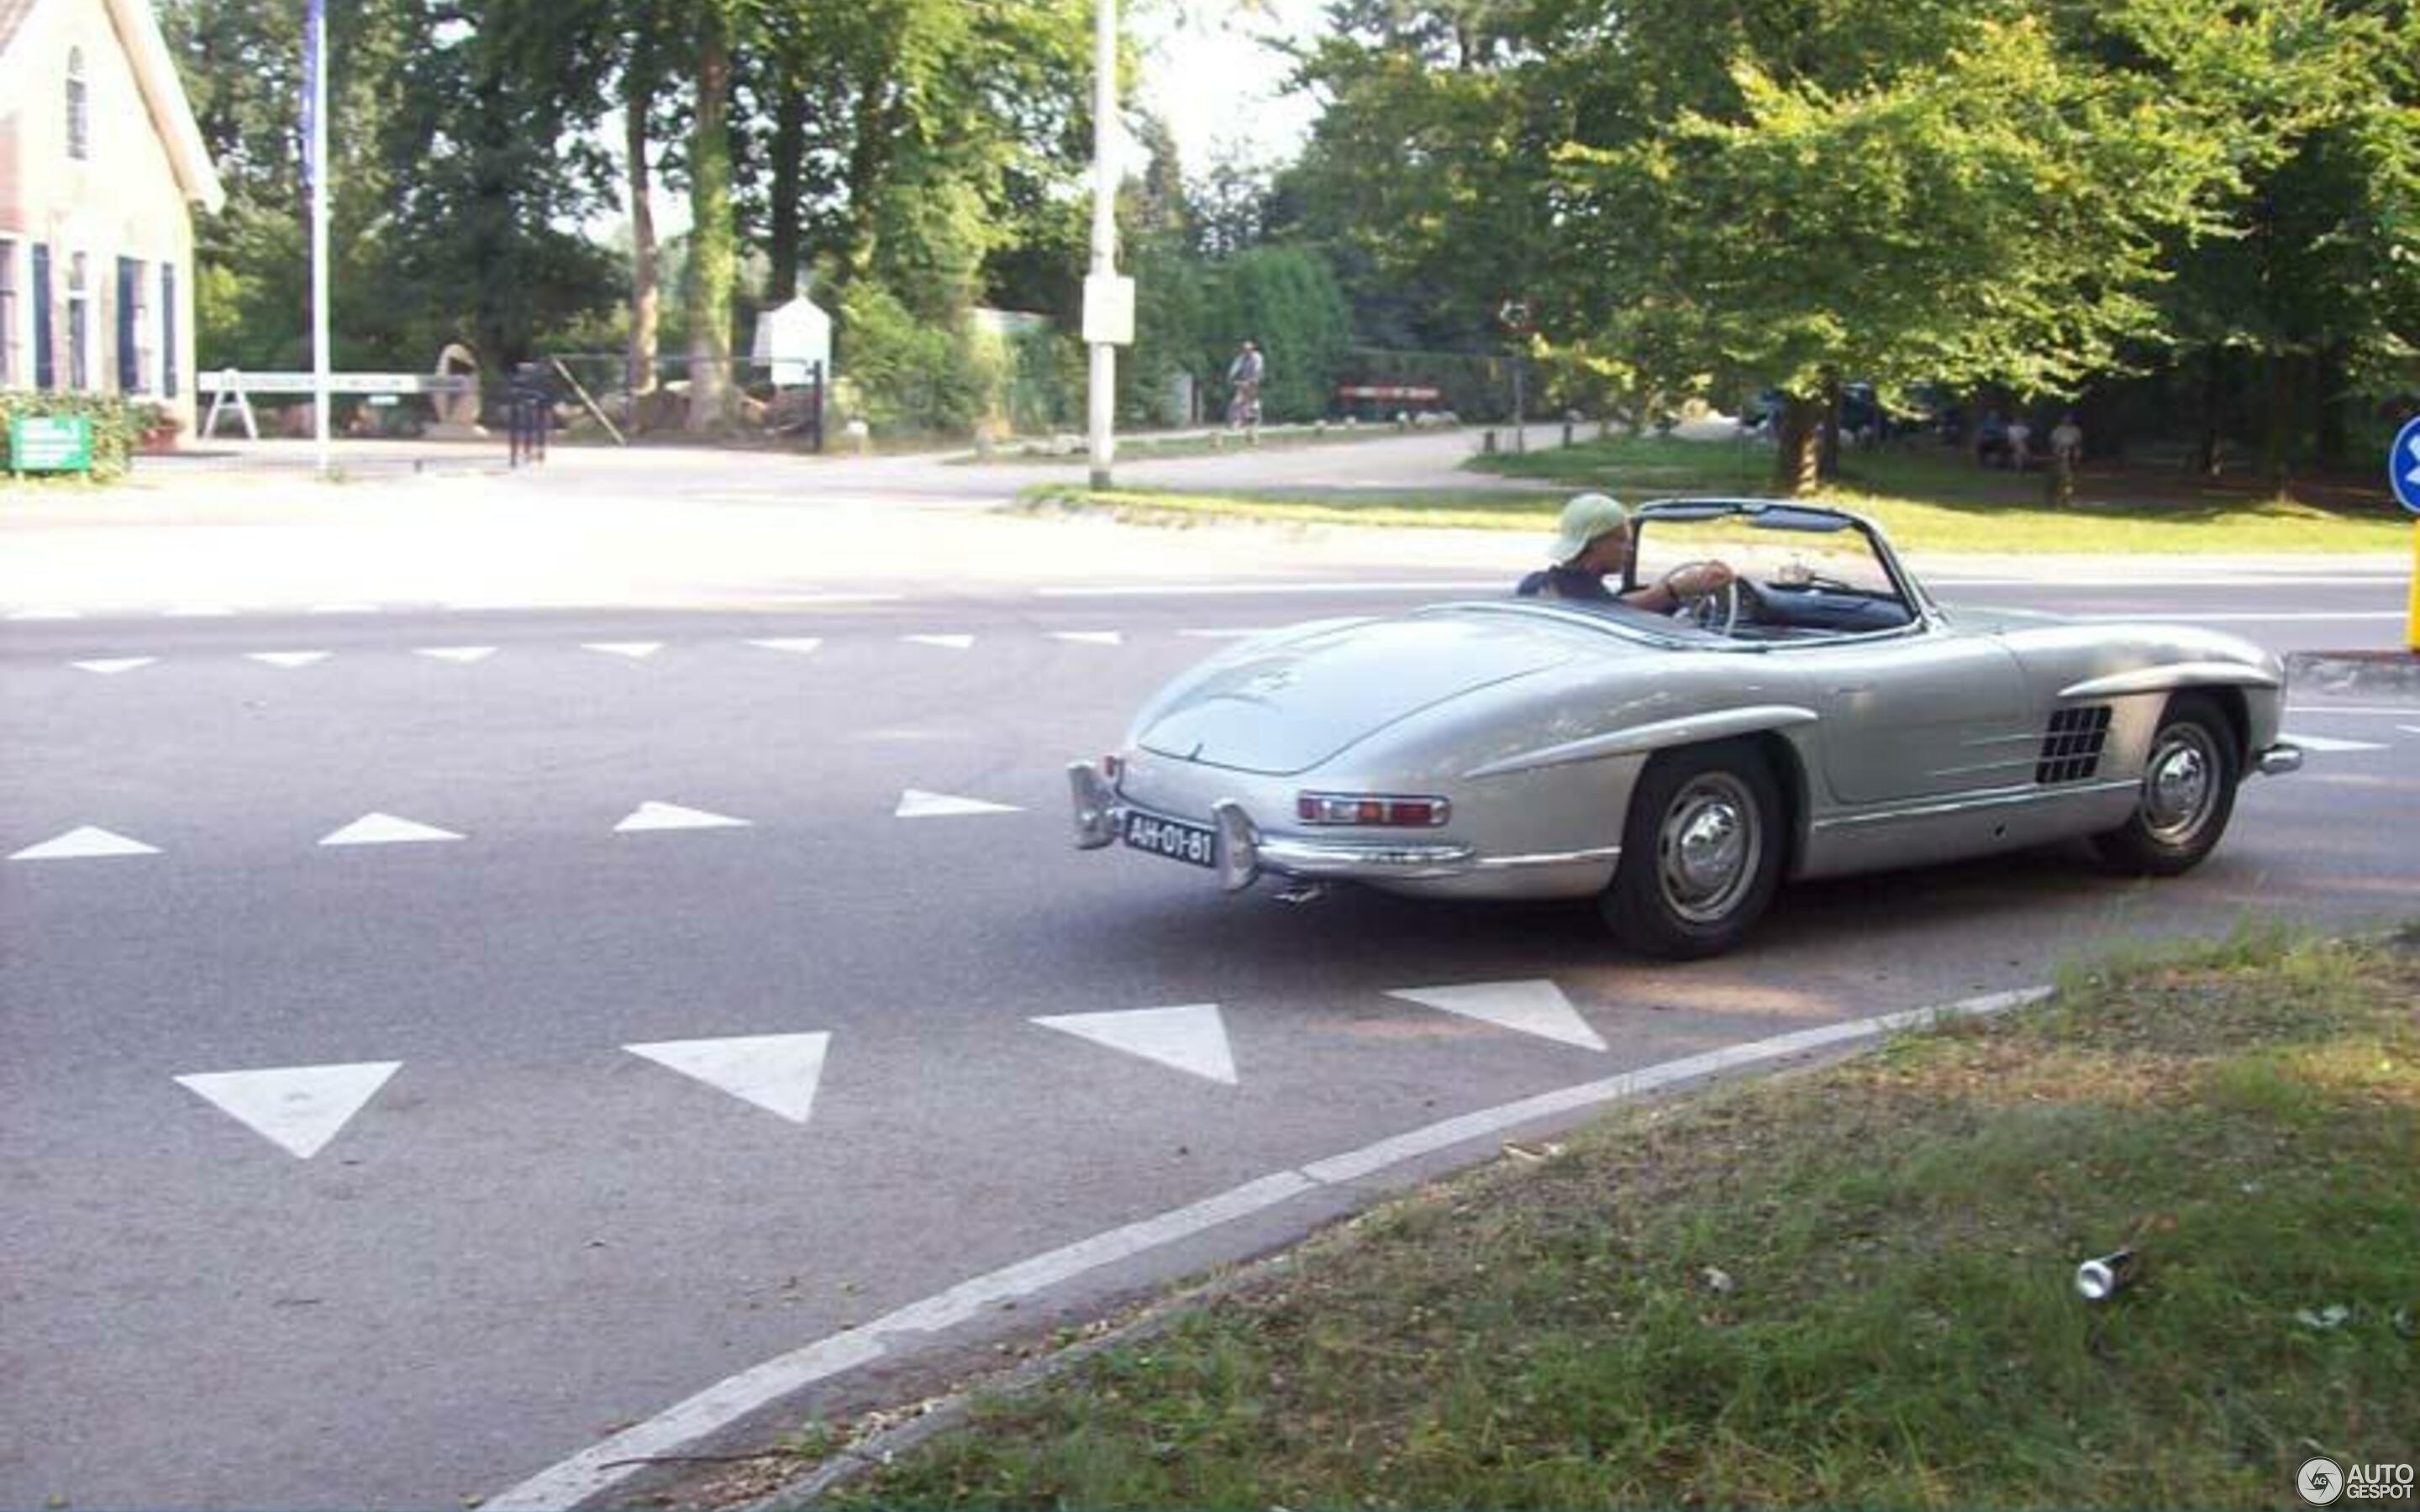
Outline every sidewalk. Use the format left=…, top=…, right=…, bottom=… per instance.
left=3, top=433, right=2405, bottom=614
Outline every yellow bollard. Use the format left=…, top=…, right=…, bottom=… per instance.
left=2409, top=519, right=2419, bottom=653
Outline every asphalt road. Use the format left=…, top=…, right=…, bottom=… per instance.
left=3, top=569, right=2414, bottom=1509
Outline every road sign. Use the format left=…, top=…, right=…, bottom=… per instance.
left=2391, top=416, right=2420, bottom=514
left=7, top=416, right=94, bottom=474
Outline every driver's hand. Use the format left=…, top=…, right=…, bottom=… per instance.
left=1668, top=562, right=1733, bottom=596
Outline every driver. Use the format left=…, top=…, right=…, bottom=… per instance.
left=1517, top=493, right=1732, bottom=612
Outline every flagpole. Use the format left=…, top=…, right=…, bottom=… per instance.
left=308, top=0, right=331, bottom=477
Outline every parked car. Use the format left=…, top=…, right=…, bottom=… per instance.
left=1067, top=501, right=2300, bottom=958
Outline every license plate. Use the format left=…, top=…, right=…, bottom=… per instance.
left=1123, top=810, right=1217, bottom=869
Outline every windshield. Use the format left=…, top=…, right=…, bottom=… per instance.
left=1627, top=508, right=1918, bottom=641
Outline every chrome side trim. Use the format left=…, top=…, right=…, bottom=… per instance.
left=1462, top=705, right=1819, bottom=780
left=1810, top=777, right=2139, bottom=832
left=2057, top=662, right=2281, bottom=701
left=1473, top=843, right=1623, bottom=872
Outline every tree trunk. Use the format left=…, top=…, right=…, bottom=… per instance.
left=624, top=66, right=660, bottom=400
left=2315, top=345, right=2350, bottom=470
left=1818, top=372, right=1843, bottom=481
left=1772, top=395, right=1823, bottom=496
left=685, top=13, right=734, bottom=434
left=2193, top=349, right=2223, bottom=476
left=2258, top=347, right=2291, bottom=491
left=834, top=74, right=897, bottom=293
left=767, top=80, right=807, bottom=305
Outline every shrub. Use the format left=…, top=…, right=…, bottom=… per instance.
left=834, top=280, right=986, bottom=435
left=0, top=391, right=165, bottom=482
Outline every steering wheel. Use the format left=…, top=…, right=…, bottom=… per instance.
left=1661, top=560, right=1740, bottom=636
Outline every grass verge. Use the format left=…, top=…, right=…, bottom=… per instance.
left=790, top=927, right=2418, bottom=1509
left=962, top=423, right=1435, bottom=465
left=1466, top=435, right=2407, bottom=554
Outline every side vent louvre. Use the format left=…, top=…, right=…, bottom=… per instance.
left=2038, top=705, right=2112, bottom=785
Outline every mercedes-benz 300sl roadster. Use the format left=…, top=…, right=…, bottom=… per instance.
left=1067, top=500, right=2302, bottom=958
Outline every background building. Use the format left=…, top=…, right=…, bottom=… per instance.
left=0, top=0, right=223, bottom=437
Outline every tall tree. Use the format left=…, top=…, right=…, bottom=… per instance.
left=686, top=1, right=739, bottom=431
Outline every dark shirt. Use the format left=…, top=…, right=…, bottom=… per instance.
left=1516, top=564, right=1618, bottom=601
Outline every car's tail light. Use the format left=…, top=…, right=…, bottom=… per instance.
left=1295, top=792, right=1451, bottom=827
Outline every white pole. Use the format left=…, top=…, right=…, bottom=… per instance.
left=309, top=0, right=331, bottom=477
left=1086, top=0, right=1117, bottom=491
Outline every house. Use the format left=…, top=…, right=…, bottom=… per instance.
left=0, top=0, right=223, bottom=438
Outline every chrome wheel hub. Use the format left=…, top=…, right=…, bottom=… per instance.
left=2144, top=727, right=2217, bottom=843
left=1658, top=774, right=1760, bottom=923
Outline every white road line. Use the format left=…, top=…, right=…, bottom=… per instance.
left=613, top=801, right=750, bottom=832
left=247, top=651, right=333, bottom=669
left=318, top=812, right=465, bottom=846
left=1039, top=580, right=1505, bottom=598
left=307, top=603, right=379, bottom=615
left=903, top=633, right=976, bottom=650
left=1050, top=631, right=1124, bottom=646
left=623, top=1034, right=831, bottom=1125
left=2281, top=732, right=2391, bottom=753
left=1388, top=980, right=1608, bottom=1052
left=417, top=646, right=498, bottom=664
left=895, top=789, right=1021, bottom=818
left=172, top=1062, right=402, bottom=1160
left=1179, top=627, right=1281, bottom=639
left=747, top=638, right=825, bottom=656
left=165, top=605, right=239, bottom=618
left=71, top=658, right=156, bottom=675
left=583, top=642, right=664, bottom=659
left=1984, top=610, right=2407, bottom=624
left=10, top=826, right=161, bottom=861
left=2402, top=726, right=2420, bottom=738
left=8, top=606, right=82, bottom=621
left=1031, top=1005, right=1239, bottom=1085
left=2286, top=706, right=2420, bottom=718
left=1929, top=575, right=2408, bottom=589
left=484, top=983, right=2052, bottom=1512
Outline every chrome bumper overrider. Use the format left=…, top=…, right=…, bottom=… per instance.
left=2255, top=743, right=2302, bottom=777
left=1068, top=762, right=1615, bottom=892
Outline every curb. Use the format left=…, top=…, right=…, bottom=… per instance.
left=2288, top=650, right=2420, bottom=697
left=483, top=984, right=2053, bottom=1512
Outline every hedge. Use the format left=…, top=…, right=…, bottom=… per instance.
left=0, top=390, right=165, bottom=482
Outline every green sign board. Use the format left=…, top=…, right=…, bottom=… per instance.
left=8, top=417, right=96, bottom=474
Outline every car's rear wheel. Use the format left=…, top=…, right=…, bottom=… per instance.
left=1602, top=741, right=1784, bottom=959
left=2091, top=693, right=2240, bottom=875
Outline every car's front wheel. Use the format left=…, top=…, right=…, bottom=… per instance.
left=2092, top=693, right=2240, bottom=875
left=1602, top=741, right=1784, bottom=959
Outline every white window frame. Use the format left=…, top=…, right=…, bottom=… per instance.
left=66, top=47, right=91, bottom=162
left=66, top=250, right=91, bottom=391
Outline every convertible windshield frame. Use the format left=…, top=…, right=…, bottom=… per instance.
left=1624, top=497, right=1940, bottom=631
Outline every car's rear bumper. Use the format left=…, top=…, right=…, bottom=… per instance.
left=1068, top=761, right=1618, bottom=897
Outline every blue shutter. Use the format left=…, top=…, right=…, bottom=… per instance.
left=162, top=264, right=179, bottom=397
left=31, top=244, right=52, bottom=391
left=118, top=257, right=140, bottom=392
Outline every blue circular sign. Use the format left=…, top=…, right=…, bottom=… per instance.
left=2393, top=415, right=2420, bottom=515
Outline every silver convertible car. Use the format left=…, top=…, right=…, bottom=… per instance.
left=1068, top=500, right=2303, bottom=958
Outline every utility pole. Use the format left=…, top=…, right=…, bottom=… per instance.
left=306, top=0, right=331, bottom=477
left=1082, top=0, right=1132, bottom=490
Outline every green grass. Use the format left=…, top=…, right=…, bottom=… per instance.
left=794, top=928, right=2419, bottom=1510
left=962, top=422, right=1433, bottom=465
left=1464, top=433, right=2410, bottom=553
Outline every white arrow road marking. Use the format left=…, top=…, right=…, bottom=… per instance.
left=746, top=638, right=824, bottom=656
left=903, top=633, right=975, bottom=650
left=624, top=1033, right=831, bottom=1124
left=1032, top=1004, right=1239, bottom=1085
left=614, top=801, right=751, bottom=832
left=2281, top=731, right=2389, bottom=753
left=583, top=641, right=664, bottom=659
left=247, top=651, right=332, bottom=669
left=895, top=789, right=1022, bottom=818
left=416, top=646, right=498, bottom=664
left=319, top=812, right=465, bottom=846
left=8, top=606, right=81, bottom=620
left=1050, top=631, right=1124, bottom=646
left=174, top=1061, right=402, bottom=1159
left=10, top=826, right=161, bottom=861
left=72, top=658, right=156, bottom=675
left=1386, top=979, right=1610, bottom=1052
